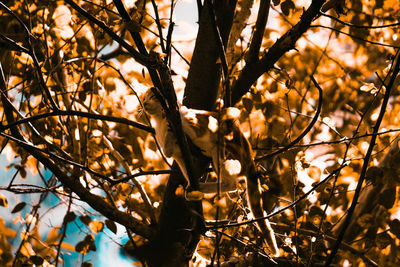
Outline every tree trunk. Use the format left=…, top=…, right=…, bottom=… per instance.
left=133, top=1, right=236, bottom=265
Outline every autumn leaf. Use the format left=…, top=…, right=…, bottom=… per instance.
left=30, top=255, right=44, bottom=265
left=105, top=219, right=117, bottom=234
left=0, top=193, right=8, bottom=207
left=79, top=215, right=92, bottom=226
left=63, top=211, right=77, bottom=224
left=11, top=202, right=26, bottom=213
left=89, top=220, right=104, bottom=233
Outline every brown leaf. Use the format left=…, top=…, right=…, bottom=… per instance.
left=30, top=255, right=44, bottom=265
left=242, top=98, right=253, bottom=113
left=105, top=219, right=117, bottom=234
left=79, top=215, right=92, bottom=225
left=0, top=193, right=8, bottom=207
left=125, top=20, right=141, bottom=33
left=389, top=219, right=400, bottom=239
left=11, top=202, right=26, bottom=213
left=272, top=0, right=281, bottom=6
left=281, top=0, right=295, bottom=16
left=378, top=187, right=396, bottom=209
left=63, top=211, right=76, bottom=224
left=376, top=232, right=392, bottom=249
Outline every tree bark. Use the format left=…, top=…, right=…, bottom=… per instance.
left=134, top=1, right=237, bottom=266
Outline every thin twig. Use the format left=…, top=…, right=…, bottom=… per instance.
left=112, top=0, right=165, bottom=90
left=55, top=193, right=73, bottom=267
left=0, top=109, right=154, bottom=133
left=102, top=136, right=156, bottom=223
left=150, top=0, right=166, bottom=52
left=1, top=58, right=155, bottom=243
left=310, top=25, right=400, bottom=48
left=206, top=164, right=345, bottom=229
left=205, top=0, right=228, bottom=80
left=0, top=2, right=59, bottom=109
left=325, top=48, right=400, bottom=266
left=255, top=75, right=322, bottom=162
left=111, top=170, right=173, bottom=185
left=273, top=224, right=379, bottom=267
left=0, top=32, right=30, bottom=53
left=321, top=12, right=400, bottom=29
left=0, top=131, right=115, bottom=183
left=0, top=184, right=62, bottom=194
left=64, top=0, right=150, bottom=66
left=231, top=0, right=327, bottom=104
left=215, top=230, right=276, bottom=263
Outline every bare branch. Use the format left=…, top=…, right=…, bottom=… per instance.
left=64, top=0, right=150, bottom=67
left=255, top=76, right=323, bottom=162
left=0, top=32, right=30, bottom=53
left=0, top=62, right=155, bottom=240
left=112, top=0, right=164, bottom=90
left=206, top=164, right=346, bottom=229
left=0, top=2, right=59, bottom=109
left=150, top=0, right=166, bottom=52
left=325, top=49, right=400, bottom=266
left=273, top=225, right=379, bottom=267
left=310, top=25, right=400, bottom=48
left=0, top=110, right=154, bottom=134
left=321, top=12, right=400, bottom=29
left=231, top=0, right=327, bottom=104
left=246, top=0, right=271, bottom=63
left=111, top=170, right=173, bottom=185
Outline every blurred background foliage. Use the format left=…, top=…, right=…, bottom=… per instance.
left=0, top=0, right=399, bottom=266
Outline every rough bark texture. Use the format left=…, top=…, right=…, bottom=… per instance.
left=147, top=0, right=329, bottom=265
left=183, top=0, right=236, bottom=110
left=137, top=1, right=237, bottom=266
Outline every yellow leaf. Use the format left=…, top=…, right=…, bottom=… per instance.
left=261, top=184, right=270, bottom=192
left=89, top=220, right=104, bottom=233
left=52, top=5, right=71, bottom=27
left=61, top=242, right=75, bottom=251
left=175, top=185, right=185, bottom=197
left=46, top=227, right=61, bottom=244
left=20, top=242, right=35, bottom=257
left=216, top=197, right=227, bottom=208
left=224, top=159, right=242, bottom=176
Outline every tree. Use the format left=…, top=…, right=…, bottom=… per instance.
left=0, top=0, right=399, bottom=266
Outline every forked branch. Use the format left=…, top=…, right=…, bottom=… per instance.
left=231, top=0, right=327, bottom=104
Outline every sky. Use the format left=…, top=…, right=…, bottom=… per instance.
left=0, top=1, right=199, bottom=266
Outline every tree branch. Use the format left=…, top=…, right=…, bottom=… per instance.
left=206, top=164, right=345, bottom=229
left=273, top=225, right=379, bottom=267
left=112, top=0, right=164, bottom=90
left=0, top=32, right=30, bottom=53
left=310, top=25, right=400, bottom=48
left=0, top=62, right=155, bottom=240
left=246, top=0, right=271, bottom=63
left=0, top=110, right=154, bottom=134
left=255, top=75, right=322, bottom=162
left=0, top=2, right=59, bottom=110
left=64, top=0, right=151, bottom=67
left=325, top=49, right=400, bottom=266
left=231, top=0, right=327, bottom=104
left=321, top=12, right=400, bottom=29
left=184, top=0, right=236, bottom=110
